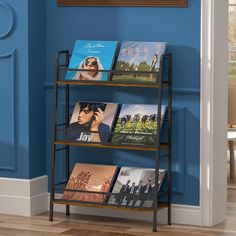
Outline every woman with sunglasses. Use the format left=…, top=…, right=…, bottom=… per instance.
left=74, top=56, right=104, bottom=80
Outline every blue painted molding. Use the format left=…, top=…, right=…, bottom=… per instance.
left=172, top=108, right=186, bottom=195
left=0, top=1, right=15, bottom=39
left=0, top=50, right=17, bottom=171
left=173, top=88, right=200, bottom=95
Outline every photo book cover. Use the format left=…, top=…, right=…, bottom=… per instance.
left=62, top=163, right=118, bottom=203
left=108, top=167, right=166, bottom=208
left=67, top=101, right=118, bottom=143
left=112, top=41, right=167, bottom=83
left=112, top=104, right=167, bottom=146
left=65, top=40, right=118, bottom=81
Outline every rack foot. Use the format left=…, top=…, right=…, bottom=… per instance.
left=152, top=223, right=157, bottom=232
left=153, top=208, right=157, bottom=232
left=66, top=205, right=70, bottom=216
left=168, top=205, right=171, bottom=225
left=49, top=204, right=54, bottom=221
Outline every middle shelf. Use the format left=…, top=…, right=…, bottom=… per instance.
left=54, top=140, right=168, bottom=152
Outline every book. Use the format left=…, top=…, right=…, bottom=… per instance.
left=112, top=41, right=167, bottom=83
left=108, top=167, right=166, bottom=208
left=62, top=163, right=118, bottom=203
left=65, top=40, right=118, bottom=81
left=111, top=104, right=167, bottom=146
left=67, top=101, right=118, bottom=143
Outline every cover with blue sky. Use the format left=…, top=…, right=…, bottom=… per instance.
left=112, top=41, right=166, bottom=83
left=112, top=104, right=167, bottom=146
left=66, top=40, right=118, bottom=81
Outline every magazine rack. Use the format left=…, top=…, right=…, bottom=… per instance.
left=49, top=50, right=172, bottom=232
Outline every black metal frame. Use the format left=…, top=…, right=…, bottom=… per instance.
left=49, top=51, right=172, bottom=232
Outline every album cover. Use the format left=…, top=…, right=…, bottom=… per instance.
left=108, top=167, right=166, bottom=207
left=65, top=40, right=118, bottom=81
left=111, top=104, right=167, bottom=146
left=112, top=41, right=167, bottom=83
left=67, top=101, right=118, bottom=143
left=62, top=163, right=118, bottom=203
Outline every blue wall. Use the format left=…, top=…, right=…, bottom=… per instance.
left=0, top=0, right=30, bottom=178
left=0, top=0, right=200, bottom=206
left=45, top=0, right=200, bottom=206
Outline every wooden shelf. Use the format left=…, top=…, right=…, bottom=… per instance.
left=57, top=80, right=169, bottom=88
left=54, top=140, right=168, bottom=151
left=52, top=199, right=168, bottom=212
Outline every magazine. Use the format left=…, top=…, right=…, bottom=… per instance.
left=112, top=41, right=167, bottom=83
left=65, top=40, right=118, bottom=81
left=62, top=163, right=118, bottom=203
left=108, top=167, right=166, bottom=208
left=67, top=101, right=118, bottom=143
left=111, top=104, right=167, bottom=146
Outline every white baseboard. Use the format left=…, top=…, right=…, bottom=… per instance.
left=50, top=194, right=201, bottom=225
left=0, top=176, right=48, bottom=216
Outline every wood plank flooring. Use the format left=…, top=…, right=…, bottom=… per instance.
left=0, top=189, right=236, bottom=236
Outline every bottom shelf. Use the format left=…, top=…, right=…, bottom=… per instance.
left=52, top=199, right=168, bottom=212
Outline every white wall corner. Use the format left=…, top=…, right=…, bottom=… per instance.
left=200, top=0, right=228, bottom=226
left=0, top=175, right=48, bottom=216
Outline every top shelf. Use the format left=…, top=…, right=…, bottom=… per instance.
left=55, top=51, right=172, bottom=88
left=57, top=80, right=169, bottom=88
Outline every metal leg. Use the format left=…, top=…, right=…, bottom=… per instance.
left=152, top=77, right=162, bottom=232
left=168, top=204, right=171, bottom=225
left=65, top=82, right=70, bottom=216
left=66, top=205, right=70, bottom=216
left=49, top=51, right=64, bottom=222
left=153, top=209, right=157, bottom=232
left=65, top=145, right=70, bottom=217
left=49, top=146, right=56, bottom=221
left=49, top=202, right=54, bottom=221
left=167, top=54, right=172, bottom=226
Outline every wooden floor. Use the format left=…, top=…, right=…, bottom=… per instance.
left=0, top=189, right=236, bottom=236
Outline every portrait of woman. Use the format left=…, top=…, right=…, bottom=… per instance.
left=73, top=56, right=104, bottom=80
left=65, top=40, right=118, bottom=81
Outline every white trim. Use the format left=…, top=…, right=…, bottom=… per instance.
left=50, top=194, right=200, bottom=225
left=200, top=0, right=228, bottom=226
left=0, top=176, right=48, bottom=216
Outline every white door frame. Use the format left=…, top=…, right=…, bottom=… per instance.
left=200, top=0, right=228, bottom=226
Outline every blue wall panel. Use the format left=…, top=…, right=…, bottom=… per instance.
left=0, top=51, right=17, bottom=171
left=45, top=0, right=200, bottom=206
left=0, top=0, right=30, bottom=178
left=0, top=0, right=46, bottom=179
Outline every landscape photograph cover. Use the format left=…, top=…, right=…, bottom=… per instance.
left=112, top=104, right=166, bottom=146
left=112, top=41, right=166, bottom=83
